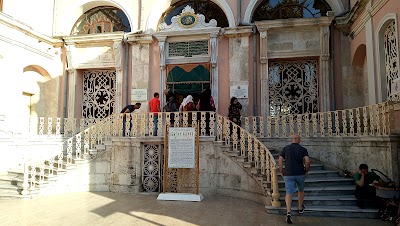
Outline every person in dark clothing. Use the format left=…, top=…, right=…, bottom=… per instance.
left=278, top=135, right=310, bottom=224
left=121, top=103, right=141, bottom=136
left=228, top=97, right=242, bottom=126
left=163, top=96, right=178, bottom=126
left=354, top=164, right=384, bottom=208
left=197, top=89, right=215, bottom=135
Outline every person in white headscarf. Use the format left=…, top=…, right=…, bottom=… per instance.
left=179, top=95, right=195, bottom=112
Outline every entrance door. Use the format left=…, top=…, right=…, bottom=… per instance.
left=166, top=63, right=211, bottom=107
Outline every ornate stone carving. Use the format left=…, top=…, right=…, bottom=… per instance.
left=159, top=5, right=217, bottom=31
left=113, top=42, right=123, bottom=70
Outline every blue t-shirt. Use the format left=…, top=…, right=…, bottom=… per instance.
left=280, top=143, right=309, bottom=176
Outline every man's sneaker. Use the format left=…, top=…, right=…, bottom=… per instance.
left=298, top=204, right=306, bottom=214
left=286, top=213, right=293, bottom=224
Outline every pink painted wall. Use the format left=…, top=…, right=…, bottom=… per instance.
left=372, top=0, right=400, bottom=35
left=218, top=36, right=230, bottom=116
left=149, top=41, right=160, bottom=101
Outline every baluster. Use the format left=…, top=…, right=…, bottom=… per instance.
left=232, top=124, right=238, bottom=151
left=39, top=162, right=45, bottom=183
left=252, top=117, right=257, bottom=136
left=247, top=133, right=253, bottom=163
left=165, top=113, right=171, bottom=128
left=304, top=114, right=310, bottom=138
left=47, top=118, right=53, bottom=135
left=56, top=118, right=61, bottom=136
left=67, top=138, right=73, bottom=164
left=260, top=146, right=265, bottom=174
left=240, top=130, right=246, bottom=156
left=192, top=112, right=198, bottom=129
left=335, top=111, right=340, bottom=136
left=297, top=115, right=302, bottom=137
left=149, top=113, right=154, bottom=136
left=58, top=145, right=63, bottom=170
left=140, top=114, right=146, bottom=137
left=21, top=163, right=29, bottom=195
left=158, top=113, right=163, bottom=136
left=282, top=115, right=287, bottom=138
left=182, top=112, right=188, bottom=127
left=266, top=155, right=271, bottom=183
left=254, top=141, right=259, bottom=169
left=342, top=110, right=347, bottom=136
left=217, top=115, right=223, bottom=141
left=369, top=106, right=375, bottom=135
left=320, top=112, right=325, bottom=137
left=274, top=116, right=280, bottom=138
left=349, top=109, right=354, bottom=136
left=84, top=129, right=90, bottom=155
left=132, top=113, right=138, bottom=137
left=174, top=112, right=180, bottom=128
left=48, top=156, right=54, bottom=177
left=267, top=116, right=272, bottom=138
left=312, top=113, right=317, bottom=137
left=327, top=112, right=333, bottom=137
left=29, top=161, right=36, bottom=190
left=376, top=105, right=382, bottom=135
left=72, top=118, right=77, bottom=135
left=39, top=117, right=44, bottom=136
left=224, top=119, right=230, bottom=145
left=209, top=113, right=215, bottom=136
left=259, top=117, right=264, bottom=137
left=200, top=112, right=206, bottom=136
left=245, top=117, right=250, bottom=132
left=363, top=107, right=368, bottom=136
left=382, top=104, right=387, bottom=135
left=289, top=115, right=294, bottom=136
left=356, top=108, right=361, bottom=136
left=76, top=133, right=81, bottom=159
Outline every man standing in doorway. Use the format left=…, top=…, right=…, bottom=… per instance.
left=149, top=92, right=160, bottom=136
left=278, top=134, right=310, bottom=224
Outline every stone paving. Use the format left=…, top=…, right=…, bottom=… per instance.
left=0, top=192, right=392, bottom=226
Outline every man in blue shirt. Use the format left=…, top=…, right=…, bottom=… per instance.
left=278, top=135, right=310, bottom=224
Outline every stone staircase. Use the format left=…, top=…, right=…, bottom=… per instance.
left=0, top=137, right=108, bottom=199
left=220, top=143, right=380, bottom=219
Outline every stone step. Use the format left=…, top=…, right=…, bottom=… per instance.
left=0, top=176, right=23, bottom=186
left=0, top=193, right=33, bottom=200
left=265, top=205, right=380, bottom=219
left=264, top=177, right=355, bottom=188
left=279, top=195, right=358, bottom=206
left=278, top=185, right=355, bottom=196
left=277, top=170, right=339, bottom=179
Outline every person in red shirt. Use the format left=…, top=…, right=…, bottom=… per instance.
left=149, top=92, right=160, bottom=136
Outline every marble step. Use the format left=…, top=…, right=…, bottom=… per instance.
left=278, top=185, right=355, bottom=196
left=264, top=177, right=355, bottom=188
left=265, top=205, right=380, bottom=219
left=279, top=195, right=358, bottom=206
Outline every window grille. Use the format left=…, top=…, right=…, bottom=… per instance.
left=268, top=60, right=319, bottom=116
left=168, top=40, right=209, bottom=57
left=384, top=20, right=399, bottom=101
left=82, top=70, right=116, bottom=119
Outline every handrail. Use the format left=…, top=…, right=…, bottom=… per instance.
left=219, top=115, right=280, bottom=207
left=242, top=101, right=396, bottom=138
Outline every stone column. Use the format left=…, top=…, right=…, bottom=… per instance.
left=225, top=27, right=253, bottom=116
left=158, top=40, right=167, bottom=105
left=259, top=31, right=269, bottom=116
left=67, top=68, right=76, bottom=118
left=210, top=34, right=219, bottom=111
left=127, top=34, right=154, bottom=105
left=113, top=41, right=123, bottom=113
left=320, top=26, right=331, bottom=112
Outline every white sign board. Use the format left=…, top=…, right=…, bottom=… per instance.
left=131, top=89, right=148, bottom=101
left=230, top=85, right=248, bottom=98
left=168, top=127, right=196, bottom=168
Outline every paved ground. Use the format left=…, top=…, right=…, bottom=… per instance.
left=0, top=192, right=392, bottom=226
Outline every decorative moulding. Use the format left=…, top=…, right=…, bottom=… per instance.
left=159, top=5, right=217, bottom=31
left=224, top=26, right=253, bottom=38
left=255, top=17, right=334, bottom=31
left=64, top=32, right=124, bottom=46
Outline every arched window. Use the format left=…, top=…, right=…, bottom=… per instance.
left=71, top=6, right=131, bottom=35
left=383, top=20, right=399, bottom=101
left=159, top=0, right=229, bottom=29
left=252, top=0, right=331, bottom=22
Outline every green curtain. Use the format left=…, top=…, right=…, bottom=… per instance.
left=167, top=65, right=210, bottom=95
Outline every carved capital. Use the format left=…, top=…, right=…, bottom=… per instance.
left=260, top=57, right=267, bottom=64
left=260, top=31, right=267, bottom=39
